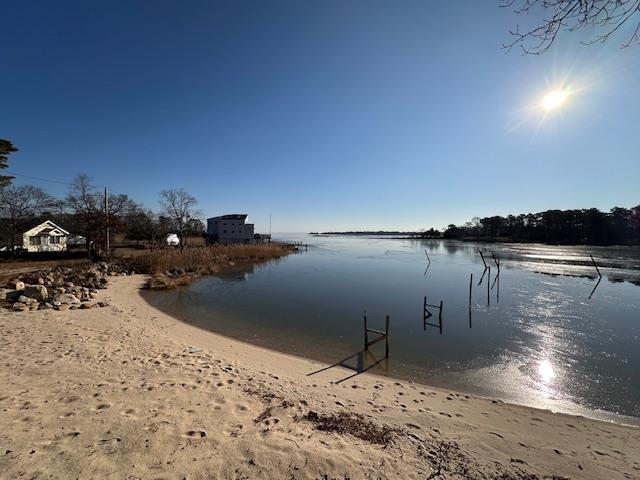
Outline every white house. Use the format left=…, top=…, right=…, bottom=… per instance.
left=22, top=220, right=70, bottom=253
left=206, top=214, right=255, bottom=244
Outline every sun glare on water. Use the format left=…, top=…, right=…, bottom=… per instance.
left=541, top=89, right=568, bottom=111
left=538, top=359, right=555, bottom=383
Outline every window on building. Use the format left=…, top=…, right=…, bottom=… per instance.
left=50, top=236, right=60, bottom=244
left=30, top=236, right=42, bottom=246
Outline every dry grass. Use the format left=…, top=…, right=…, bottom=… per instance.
left=127, top=244, right=295, bottom=289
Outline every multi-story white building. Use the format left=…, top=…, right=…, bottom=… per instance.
left=206, top=214, right=255, bottom=244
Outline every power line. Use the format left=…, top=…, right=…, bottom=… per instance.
left=4, top=171, right=79, bottom=186
left=5, top=171, right=108, bottom=190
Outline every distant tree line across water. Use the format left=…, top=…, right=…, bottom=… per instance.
left=442, top=206, right=640, bottom=245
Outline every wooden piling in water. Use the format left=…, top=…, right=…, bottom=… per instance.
left=363, top=311, right=390, bottom=358
left=469, top=273, right=473, bottom=328
left=590, top=254, right=602, bottom=278
left=487, top=266, right=491, bottom=306
left=385, top=314, right=390, bottom=357
left=479, top=250, right=488, bottom=268
left=363, top=310, right=368, bottom=351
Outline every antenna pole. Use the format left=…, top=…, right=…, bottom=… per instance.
left=104, top=187, right=109, bottom=257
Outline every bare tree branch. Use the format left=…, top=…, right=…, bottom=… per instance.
left=0, top=185, right=56, bottom=251
left=501, top=0, right=640, bottom=54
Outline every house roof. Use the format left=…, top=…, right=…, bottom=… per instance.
left=208, top=214, right=248, bottom=221
left=24, top=220, right=70, bottom=236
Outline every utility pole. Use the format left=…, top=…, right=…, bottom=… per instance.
left=104, top=187, right=110, bottom=257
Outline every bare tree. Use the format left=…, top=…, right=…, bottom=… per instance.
left=502, top=0, right=640, bottom=54
left=66, top=174, right=135, bottom=255
left=158, top=189, right=202, bottom=249
left=0, top=185, right=56, bottom=251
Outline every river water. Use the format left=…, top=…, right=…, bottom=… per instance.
left=144, top=235, right=640, bottom=424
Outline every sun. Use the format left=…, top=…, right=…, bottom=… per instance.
left=541, top=89, right=568, bottom=111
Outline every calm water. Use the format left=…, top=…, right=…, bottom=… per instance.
left=145, top=235, right=640, bottom=424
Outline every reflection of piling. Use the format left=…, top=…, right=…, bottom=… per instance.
left=364, top=311, right=390, bottom=358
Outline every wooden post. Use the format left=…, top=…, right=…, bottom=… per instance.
left=590, top=254, right=602, bottom=278
left=487, top=266, right=491, bottom=306
left=363, top=310, right=368, bottom=351
left=385, top=314, right=390, bottom=358
left=479, top=250, right=487, bottom=268
left=438, top=301, right=443, bottom=335
left=469, top=273, right=473, bottom=308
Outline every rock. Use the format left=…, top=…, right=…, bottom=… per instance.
left=55, top=287, right=66, bottom=295
left=0, top=288, right=17, bottom=301
left=64, top=282, right=74, bottom=288
left=12, top=302, right=28, bottom=312
left=97, top=301, right=109, bottom=308
left=57, top=304, right=70, bottom=311
left=89, top=292, right=98, bottom=298
left=44, top=302, right=53, bottom=309
left=23, top=284, right=48, bottom=301
left=54, top=293, right=80, bottom=305
left=9, top=280, right=25, bottom=291
left=79, top=303, right=92, bottom=309
left=37, top=278, right=45, bottom=285
left=18, top=295, right=35, bottom=304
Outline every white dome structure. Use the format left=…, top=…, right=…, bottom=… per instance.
left=166, top=233, right=180, bottom=246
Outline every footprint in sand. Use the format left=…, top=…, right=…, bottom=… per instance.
left=184, top=430, right=207, bottom=438
left=223, top=425, right=244, bottom=437
left=93, top=403, right=111, bottom=412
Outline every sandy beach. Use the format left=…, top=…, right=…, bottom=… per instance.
left=1, top=274, right=639, bottom=479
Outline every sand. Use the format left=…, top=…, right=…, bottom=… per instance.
left=1, top=275, right=639, bottom=479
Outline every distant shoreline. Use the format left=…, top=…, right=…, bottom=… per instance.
left=309, top=232, right=640, bottom=247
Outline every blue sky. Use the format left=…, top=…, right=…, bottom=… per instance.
left=2, top=1, right=639, bottom=232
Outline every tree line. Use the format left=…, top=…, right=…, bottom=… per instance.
left=0, top=142, right=204, bottom=255
left=442, top=206, right=640, bottom=245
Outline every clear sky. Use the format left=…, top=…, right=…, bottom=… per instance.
left=2, top=1, right=639, bottom=232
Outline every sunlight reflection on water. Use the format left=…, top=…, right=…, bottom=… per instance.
left=145, top=236, right=640, bottom=424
